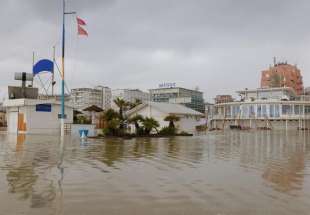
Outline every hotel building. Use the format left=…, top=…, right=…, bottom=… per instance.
left=149, top=87, right=205, bottom=113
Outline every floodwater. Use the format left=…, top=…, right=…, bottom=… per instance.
left=0, top=131, right=309, bottom=215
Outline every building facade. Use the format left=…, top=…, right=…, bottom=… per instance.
left=71, top=88, right=103, bottom=110
left=261, top=62, right=304, bottom=95
left=211, top=87, right=310, bottom=130
left=112, top=89, right=149, bottom=103
left=95, top=86, right=112, bottom=110
left=4, top=99, right=73, bottom=134
left=71, top=86, right=112, bottom=111
left=149, top=87, right=205, bottom=113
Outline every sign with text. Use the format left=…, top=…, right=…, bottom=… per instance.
left=36, top=104, right=52, bottom=112
left=159, top=83, right=176, bottom=88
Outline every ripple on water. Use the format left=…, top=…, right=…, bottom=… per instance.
left=0, top=131, right=309, bottom=215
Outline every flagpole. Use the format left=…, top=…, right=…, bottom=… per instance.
left=60, top=0, right=65, bottom=137
left=61, top=0, right=76, bottom=137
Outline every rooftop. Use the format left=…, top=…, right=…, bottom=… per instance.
left=127, top=102, right=204, bottom=116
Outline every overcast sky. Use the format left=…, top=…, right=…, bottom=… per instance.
left=1, top=0, right=310, bottom=102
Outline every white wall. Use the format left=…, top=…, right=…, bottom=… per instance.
left=6, top=104, right=73, bottom=134
left=7, top=108, right=18, bottom=133
left=129, top=105, right=203, bottom=134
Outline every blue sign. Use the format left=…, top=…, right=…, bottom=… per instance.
left=36, top=104, right=52, bottom=112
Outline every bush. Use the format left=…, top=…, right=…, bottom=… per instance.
left=75, top=115, right=91, bottom=124
left=179, top=131, right=190, bottom=135
left=159, top=127, right=177, bottom=136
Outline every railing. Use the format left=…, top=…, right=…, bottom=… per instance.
left=212, top=114, right=310, bottom=120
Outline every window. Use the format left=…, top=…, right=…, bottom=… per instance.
left=270, top=104, right=274, bottom=117
left=282, top=105, right=292, bottom=115
left=294, top=105, right=301, bottom=115
left=257, top=105, right=262, bottom=118
left=249, top=105, right=255, bottom=117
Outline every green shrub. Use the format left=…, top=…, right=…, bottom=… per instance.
left=179, top=131, right=190, bottom=135
left=159, top=126, right=177, bottom=136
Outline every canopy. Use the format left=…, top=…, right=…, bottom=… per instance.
left=33, top=59, right=54, bottom=76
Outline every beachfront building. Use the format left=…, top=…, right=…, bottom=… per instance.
left=126, top=102, right=205, bottom=134
left=149, top=86, right=205, bottom=113
left=211, top=87, right=310, bottom=130
left=112, top=89, right=149, bottom=104
left=71, top=87, right=112, bottom=111
left=4, top=99, right=73, bottom=134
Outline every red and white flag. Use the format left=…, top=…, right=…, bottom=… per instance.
left=78, top=25, right=88, bottom=36
left=77, top=17, right=88, bottom=36
left=77, top=17, right=87, bottom=26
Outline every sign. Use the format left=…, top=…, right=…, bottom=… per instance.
left=58, top=114, right=67, bottom=119
left=159, top=83, right=176, bottom=88
left=36, top=104, right=52, bottom=112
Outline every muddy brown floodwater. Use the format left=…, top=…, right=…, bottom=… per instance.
left=0, top=131, right=309, bottom=215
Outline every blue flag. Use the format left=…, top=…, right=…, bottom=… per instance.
left=33, top=59, right=54, bottom=76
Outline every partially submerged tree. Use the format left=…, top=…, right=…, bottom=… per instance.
left=164, top=114, right=180, bottom=129
left=113, top=97, right=130, bottom=132
left=128, top=114, right=145, bottom=135
left=101, top=109, right=121, bottom=136
left=142, top=117, right=159, bottom=134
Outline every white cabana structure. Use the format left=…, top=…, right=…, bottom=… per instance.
left=127, top=102, right=205, bottom=134
left=4, top=99, right=73, bottom=134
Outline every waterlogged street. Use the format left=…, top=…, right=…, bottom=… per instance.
left=0, top=131, right=309, bottom=215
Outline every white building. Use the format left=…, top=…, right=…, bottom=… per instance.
left=71, top=86, right=112, bottom=111
left=95, top=86, right=112, bottom=110
left=211, top=87, right=310, bottom=130
left=71, top=88, right=102, bottom=110
left=112, top=89, right=149, bottom=104
left=126, top=102, right=205, bottom=134
left=4, top=99, right=73, bottom=134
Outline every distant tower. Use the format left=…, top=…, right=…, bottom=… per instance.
left=261, top=61, right=304, bottom=95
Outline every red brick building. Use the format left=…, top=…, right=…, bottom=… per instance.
left=261, top=62, right=304, bottom=95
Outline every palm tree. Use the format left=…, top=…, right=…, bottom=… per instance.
left=101, top=109, right=119, bottom=122
left=142, top=117, right=159, bottom=134
left=164, top=114, right=180, bottom=128
left=113, top=97, right=128, bottom=119
left=100, top=109, right=121, bottom=135
left=128, top=114, right=144, bottom=134
left=113, top=98, right=130, bottom=131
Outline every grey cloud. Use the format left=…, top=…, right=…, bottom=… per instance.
left=0, top=0, right=309, bottom=101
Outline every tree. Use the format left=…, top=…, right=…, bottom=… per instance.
left=101, top=109, right=121, bottom=136
left=142, top=117, right=159, bottom=134
left=164, top=114, right=180, bottom=129
left=101, top=109, right=119, bottom=122
left=128, top=114, right=144, bottom=135
left=113, top=98, right=129, bottom=131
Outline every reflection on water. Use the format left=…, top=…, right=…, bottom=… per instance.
left=0, top=131, right=309, bottom=215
